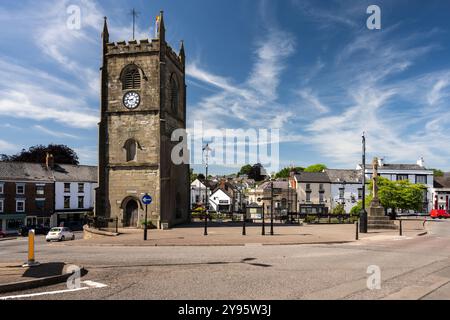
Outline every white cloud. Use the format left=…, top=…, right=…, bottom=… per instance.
left=0, top=140, right=18, bottom=153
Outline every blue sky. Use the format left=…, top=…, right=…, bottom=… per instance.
left=1, top=0, right=450, bottom=175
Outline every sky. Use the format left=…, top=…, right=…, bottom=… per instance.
left=1, top=0, right=450, bottom=175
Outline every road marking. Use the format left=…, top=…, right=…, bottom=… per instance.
left=0, top=281, right=108, bottom=300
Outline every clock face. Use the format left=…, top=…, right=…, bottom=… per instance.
left=123, top=91, right=140, bottom=109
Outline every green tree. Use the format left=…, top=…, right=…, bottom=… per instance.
left=350, top=194, right=373, bottom=215
left=275, top=166, right=304, bottom=179
left=238, top=164, right=253, bottom=176
left=369, top=177, right=424, bottom=218
left=332, top=203, right=346, bottom=215
left=431, top=169, right=444, bottom=177
left=304, top=164, right=327, bottom=173
left=190, top=169, right=198, bottom=183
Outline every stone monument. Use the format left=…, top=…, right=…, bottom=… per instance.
left=367, top=157, right=397, bottom=230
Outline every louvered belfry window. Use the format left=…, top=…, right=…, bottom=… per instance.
left=122, top=66, right=141, bottom=90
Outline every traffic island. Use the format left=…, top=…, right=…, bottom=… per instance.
left=0, top=262, right=87, bottom=294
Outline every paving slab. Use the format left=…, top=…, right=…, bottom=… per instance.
left=58, top=221, right=425, bottom=247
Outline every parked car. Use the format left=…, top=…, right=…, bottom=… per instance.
left=0, top=230, right=6, bottom=238
left=430, top=209, right=450, bottom=219
left=19, top=225, right=51, bottom=237
left=46, top=227, right=75, bottom=242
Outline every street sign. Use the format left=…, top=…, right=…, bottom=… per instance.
left=142, top=194, right=152, bottom=205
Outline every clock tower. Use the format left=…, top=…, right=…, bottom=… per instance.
left=96, top=12, right=190, bottom=229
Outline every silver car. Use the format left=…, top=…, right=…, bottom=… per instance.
left=46, top=227, right=75, bottom=242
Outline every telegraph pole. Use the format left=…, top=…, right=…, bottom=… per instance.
left=203, top=144, right=212, bottom=236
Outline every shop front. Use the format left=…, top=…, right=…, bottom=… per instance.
left=0, top=214, right=26, bottom=235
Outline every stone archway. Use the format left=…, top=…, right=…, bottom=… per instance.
left=124, top=199, right=139, bottom=228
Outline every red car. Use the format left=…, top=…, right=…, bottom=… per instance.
left=430, top=209, right=450, bottom=219
left=0, top=230, right=6, bottom=238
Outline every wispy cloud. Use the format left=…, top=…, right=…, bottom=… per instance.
left=0, top=140, right=18, bottom=153
left=33, top=125, right=80, bottom=139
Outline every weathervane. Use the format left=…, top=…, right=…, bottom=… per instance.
left=129, top=8, right=140, bottom=40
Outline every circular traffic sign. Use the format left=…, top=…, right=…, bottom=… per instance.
left=142, top=194, right=153, bottom=205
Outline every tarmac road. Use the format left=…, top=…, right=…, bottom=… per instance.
left=0, top=221, right=449, bottom=300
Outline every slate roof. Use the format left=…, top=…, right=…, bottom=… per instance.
left=0, top=162, right=97, bottom=183
left=325, top=169, right=362, bottom=184
left=434, top=175, right=450, bottom=189
left=294, top=172, right=331, bottom=183
left=52, top=164, right=97, bottom=182
left=0, top=162, right=53, bottom=182
left=363, top=164, right=429, bottom=171
left=259, top=180, right=289, bottom=190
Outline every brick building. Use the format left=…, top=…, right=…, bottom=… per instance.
left=0, top=162, right=54, bottom=234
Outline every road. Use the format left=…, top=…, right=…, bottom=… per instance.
left=1, top=221, right=450, bottom=300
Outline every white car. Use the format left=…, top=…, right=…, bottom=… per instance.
left=46, top=227, right=75, bottom=242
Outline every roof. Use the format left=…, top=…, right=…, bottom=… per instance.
left=363, top=164, right=429, bottom=171
left=434, top=175, right=450, bottom=189
left=0, top=162, right=54, bottom=182
left=325, top=169, right=362, bottom=184
left=52, top=164, right=97, bottom=182
left=259, top=180, right=289, bottom=190
left=294, top=172, right=331, bottom=183
left=0, top=162, right=97, bottom=183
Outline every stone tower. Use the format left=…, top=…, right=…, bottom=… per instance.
left=96, top=12, right=190, bottom=229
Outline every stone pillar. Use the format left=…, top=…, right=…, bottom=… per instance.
left=368, top=157, right=397, bottom=230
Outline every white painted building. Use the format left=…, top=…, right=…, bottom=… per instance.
left=53, top=165, right=97, bottom=229
left=209, top=189, right=232, bottom=213
left=325, top=169, right=363, bottom=213
left=357, top=157, right=434, bottom=213
left=190, top=179, right=215, bottom=210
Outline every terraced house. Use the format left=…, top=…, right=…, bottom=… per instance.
left=0, top=156, right=97, bottom=234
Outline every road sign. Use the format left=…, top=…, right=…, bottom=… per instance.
left=142, top=194, right=152, bottom=205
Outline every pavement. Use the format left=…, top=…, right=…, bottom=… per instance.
left=0, top=220, right=448, bottom=300
left=74, top=220, right=426, bottom=247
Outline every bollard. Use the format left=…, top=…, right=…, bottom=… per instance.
left=23, top=230, right=40, bottom=267
left=355, top=221, right=359, bottom=240
left=399, top=220, right=403, bottom=236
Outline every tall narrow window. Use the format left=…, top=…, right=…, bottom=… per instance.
left=170, top=74, right=179, bottom=113
left=124, top=139, right=137, bottom=162
left=122, top=65, right=141, bottom=90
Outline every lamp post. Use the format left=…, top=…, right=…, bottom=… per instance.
left=270, top=180, right=274, bottom=236
left=203, top=144, right=212, bottom=236
left=360, top=132, right=368, bottom=233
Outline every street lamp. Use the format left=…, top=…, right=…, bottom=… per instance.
left=270, top=180, right=274, bottom=236
left=203, top=143, right=212, bottom=236
left=360, top=132, right=368, bottom=233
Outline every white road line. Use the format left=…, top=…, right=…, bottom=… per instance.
left=0, top=281, right=108, bottom=300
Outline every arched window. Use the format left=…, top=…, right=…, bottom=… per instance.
left=122, top=65, right=141, bottom=90
left=124, top=139, right=137, bottom=162
left=170, top=74, right=179, bottom=113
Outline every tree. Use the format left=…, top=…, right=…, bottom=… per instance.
left=431, top=169, right=444, bottom=177
left=350, top=195, right=374, bottom=215
left=1, top=144, right=79, bottom=165
left=332, top=203, right=346, bottom=215
left=274, top=167, right=305, bottom=179
left=238, top=164, right=253, bottom=177
left=190, top=169, right=198, bottom=183
left=304, top=164, right=327, bottom=173
left=369, top=177, right=424, bottom=219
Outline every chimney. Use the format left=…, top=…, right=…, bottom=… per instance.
left=378, top=157, right=385, bottom=167
left=417, top=157, right=425, bottom=168
left=46, top=153, right=54, bottom=170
